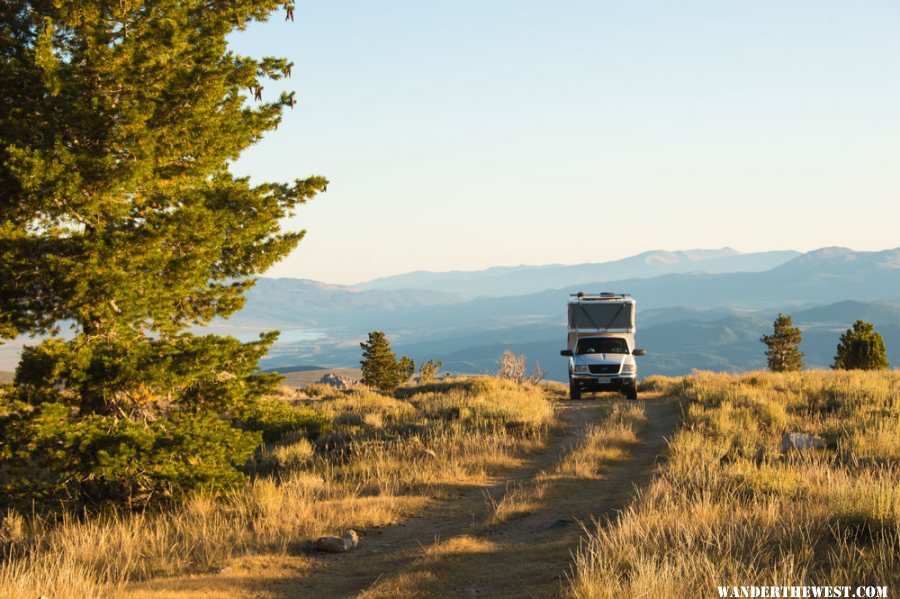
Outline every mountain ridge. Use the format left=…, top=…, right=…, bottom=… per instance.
left=230, top=247, right=900, bottom=334
left=234, top=247, right=900, bottom=381
left=355, top=248, right=801, bottom=299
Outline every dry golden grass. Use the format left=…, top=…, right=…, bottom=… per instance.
left=550, top=402, right=646, bottom=481
left=423, top=535, right=500, bottom=560
left=483, top=480, right=549, bottom=524
left=486, top=400, right=647, bottom=524
left=0, top=377, right=554, bottom=599
left=570, top=370, right=900, bottom=598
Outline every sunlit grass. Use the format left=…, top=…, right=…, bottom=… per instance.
left=485, top=400, right=646, bottom=524
left=570, top=370, right=900, bottom=598
left=0, top=377, right=555, bottom=599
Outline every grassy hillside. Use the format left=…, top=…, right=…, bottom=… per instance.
left=0, top=377, right=554, bottom=598
left=571, top=370, right=900, bottom=597
left=2, top=370, right=897, bottom=598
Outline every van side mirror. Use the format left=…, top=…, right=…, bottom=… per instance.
left=632, top=349, right=647, bottom=357
left=560, top=349, right=573, bottom=357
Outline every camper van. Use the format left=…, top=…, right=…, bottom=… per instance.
left=560, top=292, right=646, bottom=400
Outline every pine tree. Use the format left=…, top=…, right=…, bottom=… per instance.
left=0, top=2, right=327, bottom=508
left=833, top=320, right=890, bottom=370
left=1, top=1, right=326, bottom=348
left=360, top=331, right=414, bottom=392
left=760, top=313, right=804, bottom=372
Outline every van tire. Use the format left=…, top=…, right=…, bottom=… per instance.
left=569, top=384, right=581, bottom=400
left=625, top=388, right=638, bottom=401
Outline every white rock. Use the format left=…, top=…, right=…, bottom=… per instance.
left=319, top=373, right=354, bottom=389
left=341, top=529, right=359, bottom=551
left=780, top=432, right=826, bottom=453
left=342, top=529, right=360, bottom=550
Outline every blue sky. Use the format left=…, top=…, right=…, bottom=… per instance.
left=229, top=1, right=900, bottom=284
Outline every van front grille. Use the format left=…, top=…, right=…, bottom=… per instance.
left=588, top=364, right=620, bottom=375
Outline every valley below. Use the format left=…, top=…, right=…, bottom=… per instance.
left=240, top=247, right=900, bottom=381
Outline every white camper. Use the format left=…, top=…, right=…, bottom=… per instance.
left=560, top=292, right=646, bottom=400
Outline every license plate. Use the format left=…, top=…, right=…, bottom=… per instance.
left=595, top=377, right=611, bottom=384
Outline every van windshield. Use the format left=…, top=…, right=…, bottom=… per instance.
left=575, top=337, right=629, bottom=355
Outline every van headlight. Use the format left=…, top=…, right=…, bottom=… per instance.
left=621, top=363, right=636, bottom=373
left=574, top=365, right=590, bottom=373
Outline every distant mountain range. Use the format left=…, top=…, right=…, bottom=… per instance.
left=217, top=246, right=900, bottom=382
left=254, top=300, right=900, bottom=382
left=233, top=278, right=460, bottom=328
left=232, top=247, right=900, bottom=333
left=356, top=248, right=801, bottom=299
left=3, top=247, right=896, bottom=379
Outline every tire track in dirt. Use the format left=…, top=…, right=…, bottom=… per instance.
left=282, top=395, right=679, bottom=598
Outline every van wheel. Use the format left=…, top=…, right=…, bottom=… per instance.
left=569, top=384, right=581, bottom=400
left=625, top=388, right=638, bottom=401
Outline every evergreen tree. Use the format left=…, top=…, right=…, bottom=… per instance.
left=0, top=1, right=327, bottom=508
left=760, top=313, right=804, bottom=372
left=360, top=331, right=414, bottom=392
left=1, top=1, right=326, bottom=347
left=833, top=320, right=890, bottom=370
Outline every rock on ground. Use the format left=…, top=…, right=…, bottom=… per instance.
left=319, top=372, right=355, bottom=389
left=780, top=432, right=826, bottom=453
left=316, top=529, right=360, bottom=553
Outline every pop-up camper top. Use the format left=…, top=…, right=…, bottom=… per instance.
left=561, top=292, right=645, bottom=400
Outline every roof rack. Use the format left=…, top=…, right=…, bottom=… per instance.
left=569, top=292, right=633, bottom=301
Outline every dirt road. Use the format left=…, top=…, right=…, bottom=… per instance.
left=129, top=395, right=678, bottom=599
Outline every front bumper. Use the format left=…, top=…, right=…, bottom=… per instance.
left=570, top=374, right=636, bottom=392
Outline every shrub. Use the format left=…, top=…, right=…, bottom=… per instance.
left=419, top=359, right=443, bottom=384
left=0, top=333, right=297, bottom=511
left=0, top=403, right=260, bottom=509
left=266, top=438, right=316, bottom=471
left=302, top=383, right=335, bottom=398
left=237, top=396, right=329, bottom=442
left=497, top=350, right=527, bottom=384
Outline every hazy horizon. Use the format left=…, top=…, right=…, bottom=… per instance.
left=1, top=244, right=896, bottom=372
left=227, top=1, right=899, bottom=285
left=276, top=245, right=884, bottom=286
